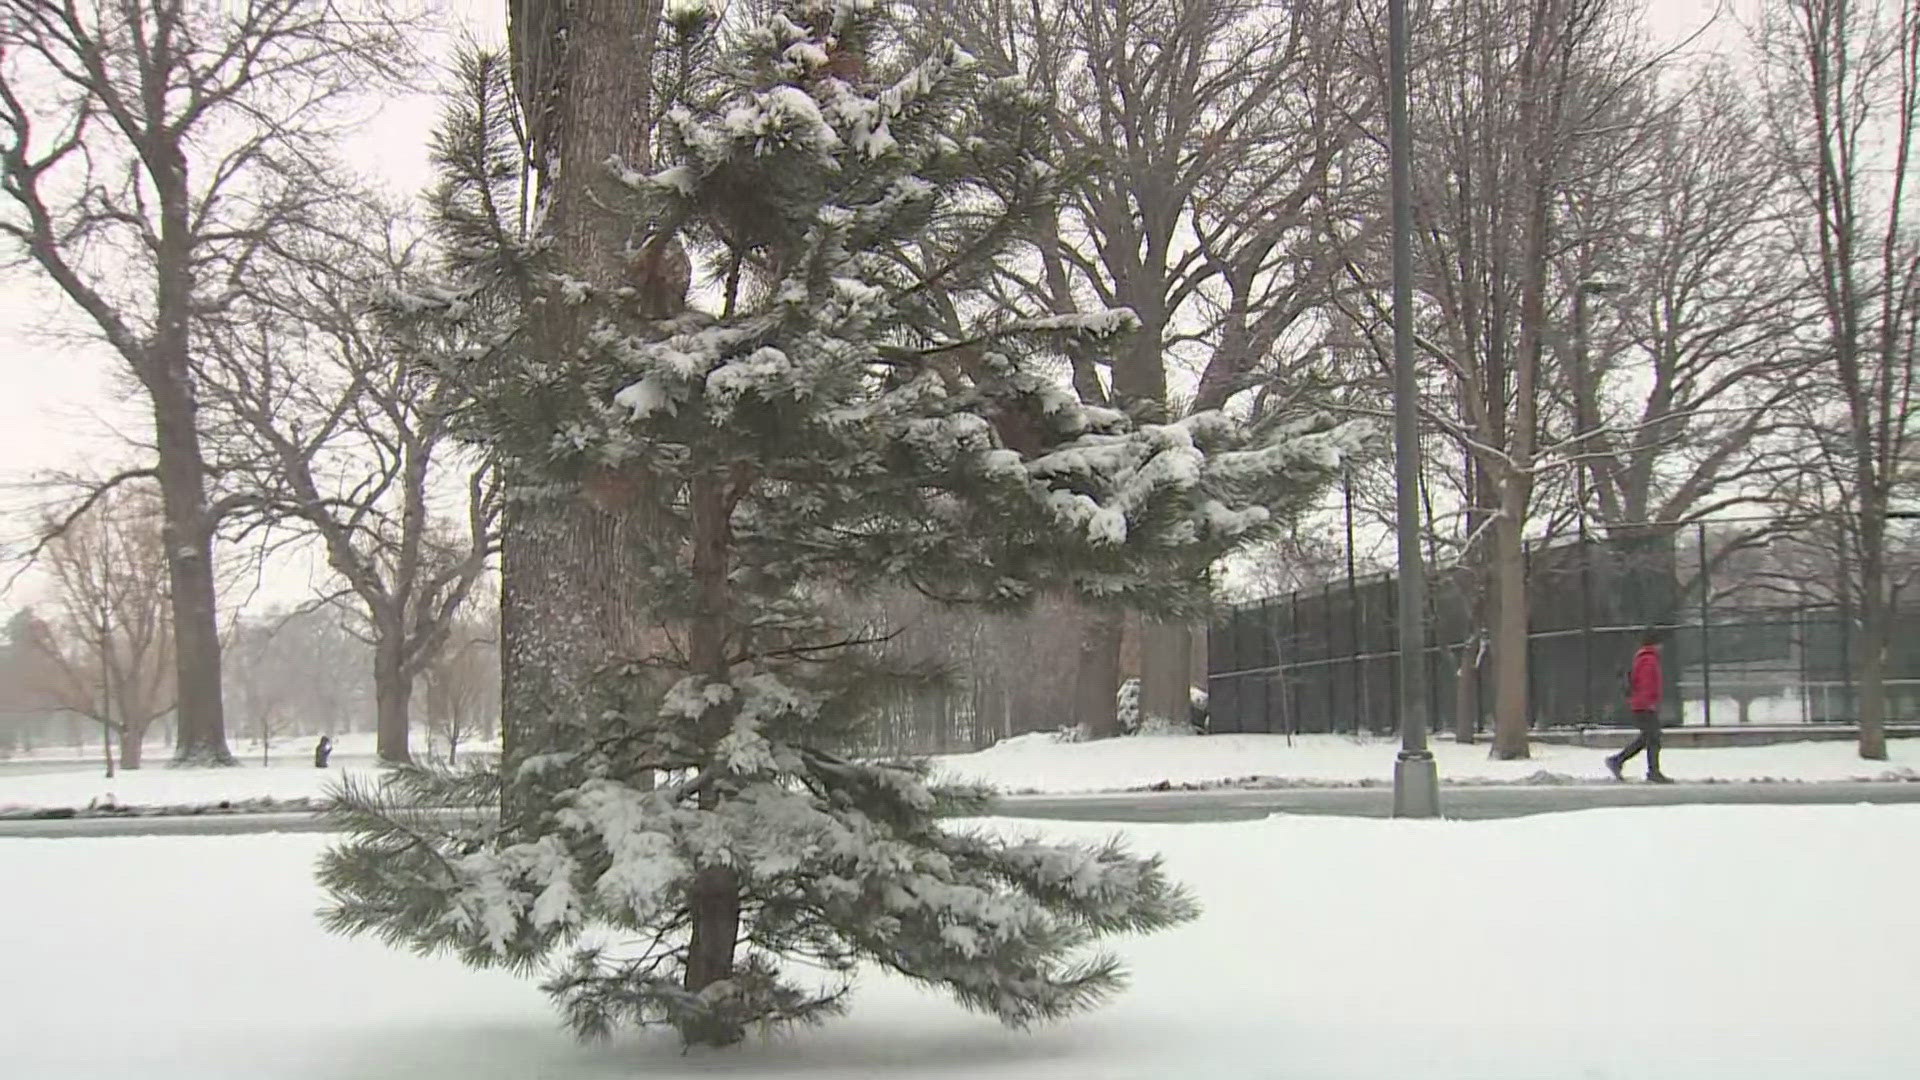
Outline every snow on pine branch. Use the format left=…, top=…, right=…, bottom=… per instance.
left=1012, top=309, right=1140, bottom=337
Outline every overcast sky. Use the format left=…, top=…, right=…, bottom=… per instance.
left=0, top=0, right=1732, bottom=616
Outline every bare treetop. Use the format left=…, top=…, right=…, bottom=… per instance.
left=0, top=0, right=419, bottom=348
left=1, top=0, right=422, bottom=764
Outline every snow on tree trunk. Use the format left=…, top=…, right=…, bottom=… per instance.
left=154, top=364, right=233, bottom=768
left=1490, top=498, right=1531, bottom=760
left=500, top=0, right=667, bottom=786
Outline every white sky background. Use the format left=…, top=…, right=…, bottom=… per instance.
left=0, top=0, right=1732, bottom=617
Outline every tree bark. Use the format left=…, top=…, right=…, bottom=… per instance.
left=153, top=364, right=233, bottom=767
left=1139, top=620, right=1193, bottom=729
left=499, top=0, right=664, bottom=780
left=1453, top=636, right=1481, bottom=743
left=680, top=470, right=742, bottom=1035
left=373, top=642, right=413, bottom=765
left=118, top=720, right=147, bottom=770
left=1489, top=507, right=1531, bottom=759
left=1074, top=607, right=1125, bottom=737
left=142, top=125, right=232, bottom=769
left=1856, top=522, right=1889, bottom=759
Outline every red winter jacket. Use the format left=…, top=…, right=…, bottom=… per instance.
left=1628, top=645, right=1663, bottom=714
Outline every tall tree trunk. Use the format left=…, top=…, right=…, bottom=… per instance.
left=1489, top=502, right=1531, bottom=759
left=500, top=0, right=665, bottom=782
left=118, top=720, right=145, bottom=770
left=1857, top=526, right=1889, bottom=760
left=1140, top=620, right=1192, bottom=729
left=373, top=642, right=413, bottom=764
left=681, top=470, right=742, bottom=1041
left=1074, top=606, right=1125, bottom=737
left=148, top=137, right=231, bottom=768
left=1453, top=635, right=1481, bottom=743
left=153, top=368, right=233, bottom=767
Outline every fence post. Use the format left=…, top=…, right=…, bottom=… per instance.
left=1289, top=595, right=1302, bottom=731
left=1838, top=526, right=1856, bottom=723
left=1324, top=581, right=1339, bottom=734
left=1524, top=539, right=1538, bottom=729
left=1698, top=522, right=1713, bottom=727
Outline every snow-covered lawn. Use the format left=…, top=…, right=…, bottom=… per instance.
left=0, top=756, right=387, bottom=811
left=0, top=732, right=498, bottom=812
left=928, top=731, right=1920, bottom=793
left=0, top=729, right=498, bottom=766
left=2, top=805, right=1912, bottom=1079
left=5, top=733, right=1919, bottom=812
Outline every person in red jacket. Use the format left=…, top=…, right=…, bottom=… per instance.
left=1607, top=631, right=1673, bottom=783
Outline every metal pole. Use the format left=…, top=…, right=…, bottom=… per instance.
left=1524, top=539, right=1539, bottom=725
left=1573, top=287, right=1596, bottom=726
left=1345, top=473, right=1364, bottom=732
left=98, top=612, right=114, bottom=780
left=1839, top=524, right=1855, bottom=723
left=1388, top=0, right=1437, bottom=817
left=1325, top=581, right=1338, bottom=733
left=1698, top=522, right=1713, bottom=727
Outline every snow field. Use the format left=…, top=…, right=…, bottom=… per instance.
left=931, top=731, right=1920, bottom=793
left=5, top=732, right=1918, bottom=812
left=1, top=805, right=1914, bottom=1079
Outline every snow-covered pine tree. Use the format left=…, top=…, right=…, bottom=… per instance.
left=1115, top=677, right=1143, bottom=736
left=318, top=0, right=1363, bottom=1049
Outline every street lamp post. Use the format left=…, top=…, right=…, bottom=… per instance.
left=1388, top=0, right=1438, bottom=818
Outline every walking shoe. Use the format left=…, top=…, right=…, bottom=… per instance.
left=1604, top=755, right=1624, bottom=781
left=1646, top=773, right=1675, bottom=784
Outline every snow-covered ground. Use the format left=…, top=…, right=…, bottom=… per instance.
left=926, top=731, right=1920, bottom=794
left=1, top=805, right=1913, bottom=1079
left=0, top=729, right=499, bottom=765
left=4, top=733, right=1918, bottom=811
left=0, top=756, right=383, bottom=810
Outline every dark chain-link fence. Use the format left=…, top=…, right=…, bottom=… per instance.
left=1208, top=520, right=1920, bottom=735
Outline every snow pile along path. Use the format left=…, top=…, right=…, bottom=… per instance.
left=0, top=805, right=1912, bottom=1079
left=928, top=731, right=1920, bottom=794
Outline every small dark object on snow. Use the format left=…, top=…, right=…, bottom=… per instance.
left=313, top=736, right=333, bottom=769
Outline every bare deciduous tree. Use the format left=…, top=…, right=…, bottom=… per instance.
left=1565, top=66, right=1812, bottom=538
left=1335, top=0, right=1655, bottom=757
left=924, top=0, right=1362, bottom=735
left=1756, top=0, right=1918, bottom=760
left=419, top=595, right=499, bottom=764
left=26, top=486, right=173, bottom=770
left=201, top=216, right=500, bottom=765
left=0, top=0, right=414, bottom=764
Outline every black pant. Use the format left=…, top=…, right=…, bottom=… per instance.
left=1616, top=710, right=1663, bottom=775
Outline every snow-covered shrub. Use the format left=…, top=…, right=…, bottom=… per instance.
left=319, top=0, right=1357, bottom=1051
left=1116, top=678, right=1143, bottom=735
